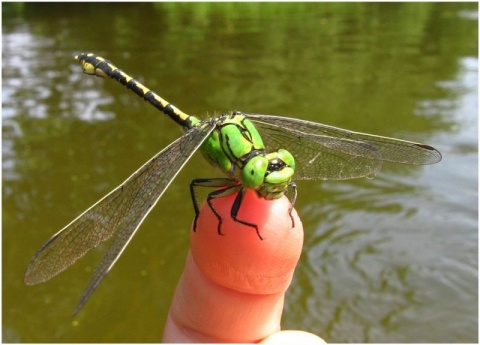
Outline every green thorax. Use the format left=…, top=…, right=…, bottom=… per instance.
left=199, top=113, right=265, bottom=179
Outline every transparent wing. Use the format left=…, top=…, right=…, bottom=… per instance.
left=247, top=114, right=441, bottom=181
left=24, top=124, right=215, bottom=312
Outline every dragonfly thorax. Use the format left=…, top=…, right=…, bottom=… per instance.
left=200, top=113, right=266, bottom=178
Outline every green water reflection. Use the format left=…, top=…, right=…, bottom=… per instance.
left=3, top=2, right=477, bottom=343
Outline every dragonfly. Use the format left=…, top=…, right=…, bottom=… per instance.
left=24, top=53, right=442, bottom=314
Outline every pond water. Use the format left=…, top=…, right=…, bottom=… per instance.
left=3, top=2, right=477, bottom=343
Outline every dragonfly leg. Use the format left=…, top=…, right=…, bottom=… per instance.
left=190, top=178, right=240, bottom=235
left=230, top=188, right=263, bottom=240
left=286, top=182, right=298, bottom=228
left=190, top=178, right=289, bottom=240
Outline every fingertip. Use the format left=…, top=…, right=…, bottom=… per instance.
left=190, top=189, right=303, bottom=295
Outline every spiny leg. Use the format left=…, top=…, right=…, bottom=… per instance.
left=230, top=188, right=263, bottom=240
left=286, top=182, right=298, bottom=228
left=190, top=178, right=241, bottom=234
left=190, top=178, right=265, bottom=239
left=190, top=179, right=295, bottom=240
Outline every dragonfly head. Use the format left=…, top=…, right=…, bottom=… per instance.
left=242, top=149, right=296, bottom=200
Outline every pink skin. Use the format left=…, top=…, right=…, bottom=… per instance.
left=162, top=189, right=325, bottom=343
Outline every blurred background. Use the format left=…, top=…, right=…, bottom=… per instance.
left=2, top=2, right=477, bottom=343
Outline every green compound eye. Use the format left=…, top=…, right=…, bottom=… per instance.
left=277, top=149, right=295, bottom=169
left=242, top=156, right=268, bottom=189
